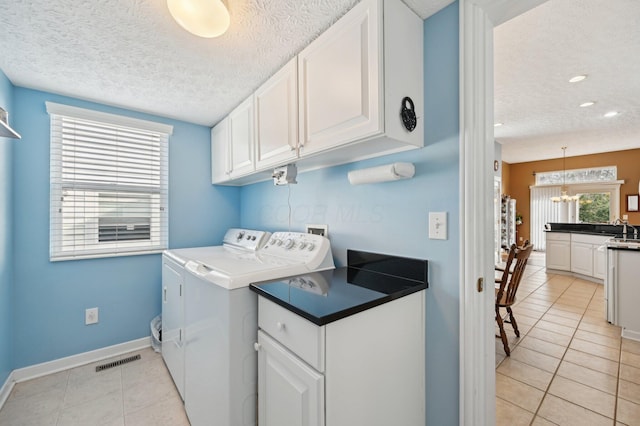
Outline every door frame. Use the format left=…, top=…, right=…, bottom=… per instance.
left=458, top=1, right=548, bottom=424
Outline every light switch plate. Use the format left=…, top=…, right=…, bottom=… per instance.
left=429, top=212, right=447, bottom=240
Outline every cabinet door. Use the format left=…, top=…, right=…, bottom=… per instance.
left=571, top=242, right=593, bottom=276
left=162, top=259, right=185, bottom=400
left=257, top=331, right=324, bottom=426
left=211, top=118, right=230, bottom=184
left=229, top=97, right=255, bottom=178
left=593, top=245, right=607, bottom=280
left=298, top=0, right=381, bottom=155
left=255, top=58, right=298, bottom=169
left=546, top=240, right=571, bottom=271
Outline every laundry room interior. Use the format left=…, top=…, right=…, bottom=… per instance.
left=3, top=0, right=639, bottom=425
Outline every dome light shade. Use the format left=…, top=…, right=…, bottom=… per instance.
left=167, top=0, right=230, bottom=38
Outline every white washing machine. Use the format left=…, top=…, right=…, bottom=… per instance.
left=163, top=229, right=334, bottom=426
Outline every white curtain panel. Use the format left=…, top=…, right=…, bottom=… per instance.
left=530, top=186, right=561, bottom=251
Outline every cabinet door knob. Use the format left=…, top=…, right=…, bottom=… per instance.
left=254, top=342, right=261, bottom=351
left=276, top=321, right=285, bottom=331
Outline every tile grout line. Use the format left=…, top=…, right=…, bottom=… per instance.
left=498, top=274, right=619, bottom=424
left=531, top=280, right=621, bottom=424
left=527, top=275, right=589, bottom=425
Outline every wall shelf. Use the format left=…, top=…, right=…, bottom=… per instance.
left=0, top=120, right=21, bottom=139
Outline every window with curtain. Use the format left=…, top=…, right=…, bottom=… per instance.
left=47, top=102, right=172, bottom=261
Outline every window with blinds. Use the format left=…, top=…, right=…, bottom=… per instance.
left=47, top=102, right=172, bottom=261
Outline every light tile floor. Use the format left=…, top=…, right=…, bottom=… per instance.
left=0, top=347, right=188, bottom=426
left=496, top=251, right=640, bottom=425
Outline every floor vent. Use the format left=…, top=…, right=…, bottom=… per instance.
left=95, top=354, right=141, bottom=372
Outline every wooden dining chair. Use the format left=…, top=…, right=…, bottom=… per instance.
left=495, top=241, right=534, bottom=356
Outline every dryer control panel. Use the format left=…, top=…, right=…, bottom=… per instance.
left=222, top=228, right=271, bottom=251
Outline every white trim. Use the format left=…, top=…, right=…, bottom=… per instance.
left=459, top=1, right=495, bottom=424
left=11, top=337, right=150, bottom=383
left=0, top=371, right=15, bottom=410
left=460, top=1, right=550, bottom=425
left=622, top=328, right=640, bottom=342
left=45, top=101, right=174, bottom=135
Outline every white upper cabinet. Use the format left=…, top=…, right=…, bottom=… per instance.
left=255, top=58, right=299, bottom=170
left=211, top=0, right=423, bottom=185
left=298, top=0, right=381, bottom=153
left=211, top=117, right=230, bottom=184
left=298, top=0, right=423, bottom=157
left=228, top=97, right=255, bottom=178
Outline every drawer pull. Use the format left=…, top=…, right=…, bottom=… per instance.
left=276, top=321, right=285, bottom=331
left=254, top=342, right=261, bottom=351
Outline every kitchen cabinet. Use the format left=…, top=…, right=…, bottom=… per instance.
left=211, top=0, right=423, bottom=186
left=254, top=58, right=299, bottom=170
left=298, top=0, right=423, bottom=156
left=545, top=232, right=571, bottom=271
left=546, top=232, right=609, bottom=280
left=228, top=97, right=255, bottom=178
left=256, top=291, right=425, bottom=426
left=211, top=117, right=230, bottom=183
left=570, top=234, right=610, bottom=279
left=161, top=254, right=185, bottom=400
left=570, top=241, right=594, bottom=276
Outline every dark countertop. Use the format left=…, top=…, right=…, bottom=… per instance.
left=545, top=223, right=639, bottom=238
left=250, top=250, right=428, bottom=326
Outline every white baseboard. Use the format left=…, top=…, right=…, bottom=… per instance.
left=0, top=371, right=15, bottom=410
left=11, top=336, right=151, bottom=383
left=622, top=328, right=640, bottom=342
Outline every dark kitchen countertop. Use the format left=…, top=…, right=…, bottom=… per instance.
left=250, top=251, right=428, bottom=326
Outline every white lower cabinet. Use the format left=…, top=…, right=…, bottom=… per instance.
left=546, top=232, right=609, bottom=281
left=257, top=331, right=324, bottom=426
left=571, top=241, right=594, bottom=276
left=545, top=232, right=571, bottom=271
left=256, top=291, right=425, bottom=426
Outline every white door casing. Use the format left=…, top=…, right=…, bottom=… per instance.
left=459, top=1, right=549, bottom=425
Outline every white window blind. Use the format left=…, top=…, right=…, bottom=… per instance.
left=47, top=102, right=172, bottom=261
left=530, top=186, right=561, bottom=251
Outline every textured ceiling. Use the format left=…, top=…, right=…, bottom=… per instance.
left=495, top=0, right=640, bottom=163
left=0, top=0, right=453, bottom=127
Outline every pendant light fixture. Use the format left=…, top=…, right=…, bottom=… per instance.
left=551, top=147, right=580, bottom=203
left=167, top=0, right=230, bottom=38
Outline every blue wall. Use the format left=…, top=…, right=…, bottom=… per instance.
left=0, top=71, right=15, bottom=385
left=10, top=88, right=240, bottom=368
left=240, top=3, right=460, bottom=424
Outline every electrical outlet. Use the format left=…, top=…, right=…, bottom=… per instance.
left=85, top=307, right=99, bottom=325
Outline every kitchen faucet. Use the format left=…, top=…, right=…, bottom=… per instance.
left=613, top=218, right=638, bottom=239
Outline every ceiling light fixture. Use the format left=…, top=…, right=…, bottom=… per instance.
left=569, top=75, right=587, bottom=83
left=167, top=0, right=230, bottom=38
left=579, top=101, right=595, bottom=107
left=550, top=146, right=579, bottom=203
left=604, top=111, right=619, bottom=118
left=494, top=122, right=503, bottom=127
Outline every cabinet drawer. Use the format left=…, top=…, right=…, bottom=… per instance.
left=546, top=232, right=571, bottom=242
left=259, top=297, right=325, bottom=372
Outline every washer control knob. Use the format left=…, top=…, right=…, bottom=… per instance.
left=275, top=239, right=283, bottom=246
left=284, top=239, right=294, bottom=249
left=236, top=231, right=245, bottom=240
left=298, top=242, right=307, bottom=250
left=307, top=243, right=315, bottom=251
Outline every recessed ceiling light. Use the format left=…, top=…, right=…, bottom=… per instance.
left=569, top=75, right=587, bottom=83
left=579, top=101, right=595, bottom=107
left=494, top=122, right=503, bottom=127
left=604, top=111, right=619, bottom=118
